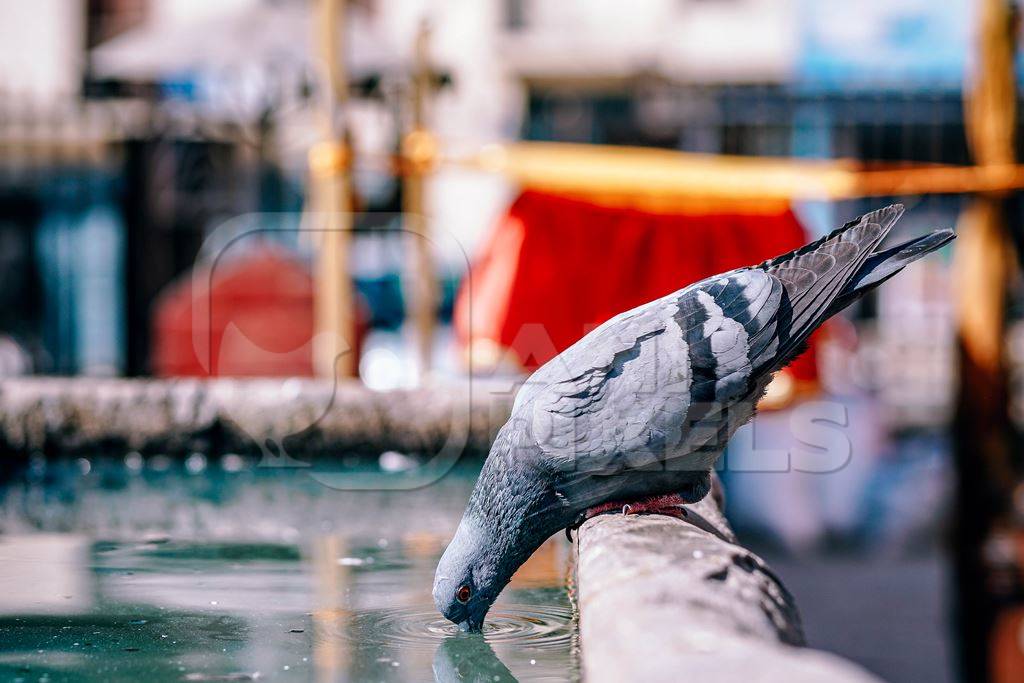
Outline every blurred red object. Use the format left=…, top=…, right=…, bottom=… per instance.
left=454, top=190, right=818, bottom=388
left=153, top=246, right=363, bottom=377
left=991, top=606, right=1024, bottom=683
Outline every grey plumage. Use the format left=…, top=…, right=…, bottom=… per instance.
left=434, top=205, right=954, bottom=630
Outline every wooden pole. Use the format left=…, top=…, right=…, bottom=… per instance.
left=311, top=0, right=356, bottom=378
left=458, top=141, right=1024, bottom=203
left=953, top=1, right=1020, bottom=680
left=402, top=21, right=438, bottom=379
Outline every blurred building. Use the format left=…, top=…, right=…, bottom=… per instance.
left=0, top=0, right=967, bottom=404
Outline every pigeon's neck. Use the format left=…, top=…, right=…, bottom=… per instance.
left=467, top=451, right=566, bottom=575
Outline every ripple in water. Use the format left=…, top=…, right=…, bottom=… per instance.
left=333, top=603, right=574, bottom=653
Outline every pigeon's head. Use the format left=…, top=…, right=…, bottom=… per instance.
left=433, top=515, right=500, bottom=632
left=435, top=426, right=563, bottom=631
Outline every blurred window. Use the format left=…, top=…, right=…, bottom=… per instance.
left=504, top=0, right=528, bottom=30
left=86, top=0, right=147, bottom=49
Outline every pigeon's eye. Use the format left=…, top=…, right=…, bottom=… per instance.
left=456, top=585, right=471, bottom=603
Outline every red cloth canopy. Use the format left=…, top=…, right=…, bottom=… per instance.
left=153, top=247, right=316, bottom=377
left=455, top=190, right=818, bottom=383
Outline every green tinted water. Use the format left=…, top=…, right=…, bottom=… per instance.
left=0, top=458, right=578, bottom=682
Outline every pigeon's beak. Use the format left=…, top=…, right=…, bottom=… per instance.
left=457, top=617, right=483, bottom=633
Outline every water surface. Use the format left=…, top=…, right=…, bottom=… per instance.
left=0, top=457, right=579, bottom=682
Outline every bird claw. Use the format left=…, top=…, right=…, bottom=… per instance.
left=565, top=511, right=587, bottom=542
left=568, top=495, right=684, bottom=542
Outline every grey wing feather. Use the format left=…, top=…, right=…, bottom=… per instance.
left=528, top=301, right=681, bottom=470
left=528, top=269, right=783, bottom=472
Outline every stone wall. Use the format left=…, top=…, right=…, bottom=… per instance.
left=0, top=378, right=514, bottom=460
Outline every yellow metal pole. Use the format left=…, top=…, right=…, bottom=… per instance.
left=402, top=21, right=438, bottom=379
left=953, top=1, right=1019, bottom=679
left=311, top=0, right=356, bottom=378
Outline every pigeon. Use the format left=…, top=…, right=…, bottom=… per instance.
left=434, top=205, right=953, bottom=630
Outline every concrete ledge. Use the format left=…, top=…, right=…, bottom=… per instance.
left=0, top=378, right=513, bottom=459
left=576, top=494, right=883, bottom=683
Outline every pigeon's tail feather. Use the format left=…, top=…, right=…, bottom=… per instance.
left=827, top=228, right=955, bottom=315
left=757, top=204, right=905, bottom=273
left=751, top=204, right=904, bottom=369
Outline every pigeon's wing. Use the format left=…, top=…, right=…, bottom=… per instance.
left=527, top=205, right=901, bottom=475
left=528, top=268, right=783, bottom=473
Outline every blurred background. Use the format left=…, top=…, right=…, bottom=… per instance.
left=0, top=0, right=1022, bottom=682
